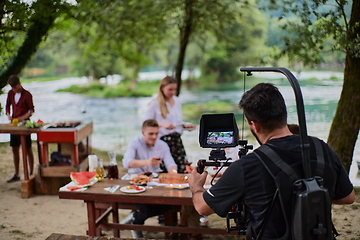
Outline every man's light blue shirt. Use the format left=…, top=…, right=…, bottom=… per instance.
left=122, top=137, right=177, bottom=173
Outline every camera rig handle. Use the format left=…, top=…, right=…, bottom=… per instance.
left=197, top=159, right=206, bottom=174
left=197, top=159, right=233, bottom=174
left=240, top=67, right=311, bottom=178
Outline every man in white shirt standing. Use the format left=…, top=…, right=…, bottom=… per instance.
left=122, top=119, right=178, bottom=239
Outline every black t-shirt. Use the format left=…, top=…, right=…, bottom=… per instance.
left=203, top=135, right=353, bottom=238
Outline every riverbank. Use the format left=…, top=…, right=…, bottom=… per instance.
left=0, top=142, right=359, bottom=240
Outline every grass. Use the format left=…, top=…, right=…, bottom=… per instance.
left=57, top=80, right=160, bottom=98
left=54, top=74, right=265, bottom=98
left=8, top=229, right=39, bottom=239
left=9, top=229, right=25, bottom=235
left=353, top=186, right=360, bottom=196
left=21, top=76, right=73, bottom=83
left=182, top=101, right=239, bottom=121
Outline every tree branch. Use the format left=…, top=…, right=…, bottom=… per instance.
left=335, top=0, right=349, bottom=32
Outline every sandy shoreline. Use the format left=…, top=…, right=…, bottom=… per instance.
left=0, top=142, right=359, bottom=240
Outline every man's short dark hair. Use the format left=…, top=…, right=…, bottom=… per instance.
left=142, top=119, right=159, bottom=130
left=288, top=124, right=300, bottom=134
left=239, top=83, right=287, bottom=131
left=8, top=75, right=20, bottom=87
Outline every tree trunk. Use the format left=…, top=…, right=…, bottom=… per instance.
left=327, top=0, right=360, bottom=173
left=175, top=0, right=195, bottom=96
left=0, top=1, right=58, bottom=88
left=128, top=64, right=141, bottom=90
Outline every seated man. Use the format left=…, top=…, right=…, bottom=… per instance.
left=122, top=119, right=178, bottom=239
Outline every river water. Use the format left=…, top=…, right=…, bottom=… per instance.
left=0, top=71, right=359, bottom=186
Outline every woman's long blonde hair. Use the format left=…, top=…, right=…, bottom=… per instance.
left=157, top=76, right=177, bottom=118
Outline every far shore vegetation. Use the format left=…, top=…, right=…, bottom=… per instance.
left=18, top=71, right=344, bottom=126
left=54, top=71, right=342, bottom=98
left=56, top=79, right=160, bottom=98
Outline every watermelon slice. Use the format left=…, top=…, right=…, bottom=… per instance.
left=67, top=186, right=83, bottom=191
left=70, top=171, right=96, bottom=186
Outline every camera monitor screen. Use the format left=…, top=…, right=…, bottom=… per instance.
left=199, top=113, right=239, bottom=148
left=206, top=131, right=234, bottom=145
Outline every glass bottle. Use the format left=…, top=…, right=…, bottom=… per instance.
left=88, top=154, right=98, bottom=172
left=95, top=159, right=105, bottom=181
left=108, top=151, right=119, bottom=179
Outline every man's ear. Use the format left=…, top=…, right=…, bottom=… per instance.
left=250, top=121, right=261, bottom=133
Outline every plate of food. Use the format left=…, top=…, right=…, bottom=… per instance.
left=129, top=174, right=150, bottom=186
left=120, top=185, right=146, bottom=193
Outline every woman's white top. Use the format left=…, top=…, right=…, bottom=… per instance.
left=144, top=95, right=185, bottom=137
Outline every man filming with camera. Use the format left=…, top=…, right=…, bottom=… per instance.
left=189, top=83, right=355, bottom=240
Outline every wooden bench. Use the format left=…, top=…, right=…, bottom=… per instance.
left=45, top=233, right=143, bottom=240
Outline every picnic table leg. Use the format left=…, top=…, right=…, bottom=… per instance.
left=86, top=136, right=91, bottom=155
left=20, top=135, right=29, bottom=180
left=39, top=142, right=49, bottom=166
left=112, top=202, right=120, bottom=237
left=94, top=206, right=103, bottom=236
left=36, top=141, right=42, bottom=165
left=86, top=201, right=97, bottom=236
left=72, top=143, right=79, bottom=166
left=164, top=206, right=179, bottom=239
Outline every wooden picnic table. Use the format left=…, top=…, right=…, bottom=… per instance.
left=58, top=175, right=238, bottom=239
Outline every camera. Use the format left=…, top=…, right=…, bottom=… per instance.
left=197, top=113, right=253, bottom=235
left=197, top=113, right=252, bottom=173
left=197, top=113, right=239, bottom=173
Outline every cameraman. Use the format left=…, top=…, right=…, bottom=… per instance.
left=189, top=83, right=355, bottom=239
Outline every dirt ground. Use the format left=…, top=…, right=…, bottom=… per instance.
left=0, top=143, right=359, bottom=240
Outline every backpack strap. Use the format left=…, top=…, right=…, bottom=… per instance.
left=262, top=137, right=326, bottom=180
left=253, top=144, right=299, bottom=239
left=253, top=150, right=286, bottom=240
left=312, top=137, right=325, bottom=177
left=257, top=144, right=299, bottom=182
left=255, top=189, right=279, bottom=240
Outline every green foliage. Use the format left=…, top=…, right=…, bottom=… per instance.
left=24, top=17, right=80, bottom=78
left=57, top=82, right=105, bottom=95
left=201, top=3, right=268, bottom=82
left=262, top=0, right=358, bottom=66
left=0, top=1, right=31, bottom=69
left=0, top=0, right=74, bottom=87
left=195, top=73, right=220, bottom=87
left=182, top=101, right=239, bottom=120
left=167, top=0, right=259, bottom=94
left=57, top=80, right=160, bottom=98
left=202, top=45, right=239, bottom=82
left=2, top=0, right=353, bottom=98
left=68, top=0, right=168, bottom=81
left=196, top=72, right=265, bottom=90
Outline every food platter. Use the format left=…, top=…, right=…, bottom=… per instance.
left=129, top=174, right=150, bottom=185
left=120, top=185, right=146, bottom=193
